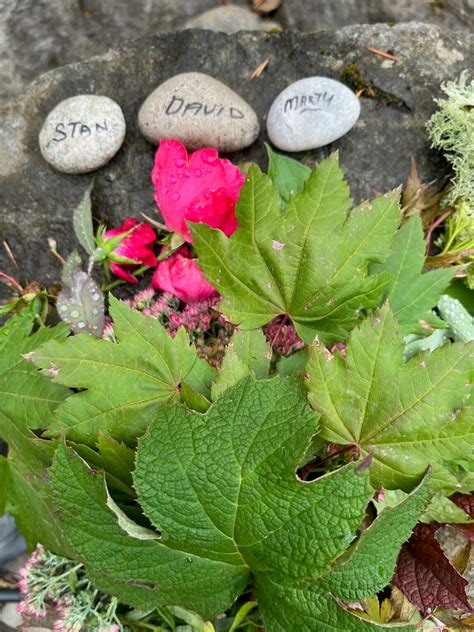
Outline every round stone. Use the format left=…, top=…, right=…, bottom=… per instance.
left=266, top=77, right=361, bottom=152
left=138, top=72, right=260, bottom=152
left=39, top=95, right=126, bottom=174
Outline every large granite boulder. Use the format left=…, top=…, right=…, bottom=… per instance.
left=0, top=24, right=471, bottom=294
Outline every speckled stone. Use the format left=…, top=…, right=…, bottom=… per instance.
left=138, top=72, right=260, bottom=152
left=266, top=77, right=361, bottom=151
left=39, top=95, right=126, bottom=174
left=183, top=5, right=281, bottom=34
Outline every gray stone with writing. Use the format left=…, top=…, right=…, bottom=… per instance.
left=267, top=77, right=361, bottom=151
left=138, top=72, right=260, bottom=152
left=39, top=95, right=126, bottom=174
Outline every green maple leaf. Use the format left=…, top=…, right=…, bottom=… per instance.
left=371, top=215, right=453, bottom=334
left=306, top=304, right=473, bottom=491
left=0, top=310, right=71, bottom=552
left=31, top=296, right=204, bottom=445
left=192, top=157, right=401, bottom=344
left=49, top=377, right=429, bottom=630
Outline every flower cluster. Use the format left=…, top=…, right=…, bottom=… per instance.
left=121, top=289, right=234, bottom=367
left=16, top=547, right=120, bottom=631
left=265, top=316, right=305, bottom=356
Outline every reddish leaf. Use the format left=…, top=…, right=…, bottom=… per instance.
left=450, top=492, right=474, bottom=518
left=453, top=523, right=474, bottom=543
left=393, top=523, right=473, bottom=613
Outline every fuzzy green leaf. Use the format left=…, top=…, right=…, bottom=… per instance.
left=192, top=159, right=400, bottom=344
left=50, top=378, right=428, bottom=629
left=306, top=304, right=473, bottom=491
left=32, top=296, right=202, bottom=445
left=371, top=215, right=453, bottom=334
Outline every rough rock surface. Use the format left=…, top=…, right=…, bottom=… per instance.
left=0, top=0, right=247, bottom=104
left=0, top=24, right=471, bottom=292
left=280, top=0, right=473, bottom=32
left=1, top=0, right=472, bottom=105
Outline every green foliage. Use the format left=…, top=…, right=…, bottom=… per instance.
left=192, top=157, right=400, bottom=344
left=211, top=328, right=271, bottom=399
left=0, top=310, right=71, bottom=552
left=371, top=215, right=452, bottom=334
left=3, top=151, right=473, bottom=628
left=72, top=181, right=96, bottom=256
left=266, top=143, right=311, bottom=202
left=306, top=304, right=473, bottom=491
left=438, top=294, right=474, bottom=342
left=49, top=378, right=429, bottom=630
left=32, top=296, right=203, bottom=445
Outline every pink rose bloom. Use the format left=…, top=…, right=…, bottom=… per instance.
left=151, top=139, right=245, bottom=242
left=104, top=218, right=157, bottom=284
left=152, top=247, right=217, bottom=303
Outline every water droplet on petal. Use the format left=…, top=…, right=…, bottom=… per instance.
left=59, top=305, right=68, bottom=312
left=77, top=321, right=86, bottom=329
left=92, top=308, right=99, bottom=315
left=193, top=168, right=202, bottom=177
left=70, top=309, right=80, bottom=318
left=175, top=159, right=185, bottom=168
left=202, top=153, right=218, bottom=165
left=171, top=192, right=180, bottom=201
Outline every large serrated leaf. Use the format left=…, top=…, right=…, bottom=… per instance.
left=32, top=296, right=202, bottom=445
left=192, top=158, right=400, bottom=344
left=73, top=181, right=96, bottom=256
left=306, top=304, right=473, bottom=491
left=49, top=377, right=429, bottom=630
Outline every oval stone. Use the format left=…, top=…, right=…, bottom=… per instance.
left=138, top=72, right=260, bottom=152
left=266, top=77, right=361, bottom=152
left=39, top=95, right=126, bottom=174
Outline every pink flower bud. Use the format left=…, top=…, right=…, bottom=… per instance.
left=152, top=247, right=217, bottom=303
left=103, top=218, right=157, bottom=284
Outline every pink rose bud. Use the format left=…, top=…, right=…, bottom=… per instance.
left=151, top=139, right=246, bottom=242
left=152, top=247, right=217, bottom=303
left=103, top=218, right=157, bottom=284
